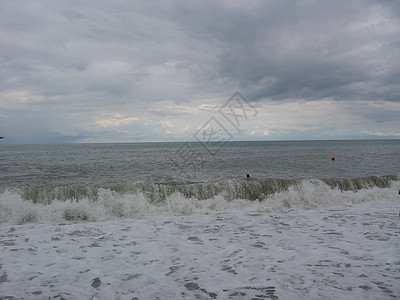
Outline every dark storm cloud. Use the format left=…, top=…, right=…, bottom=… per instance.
left=1, top=0, right=398, bottom=103
left=171, top=0, right=400, bottom=102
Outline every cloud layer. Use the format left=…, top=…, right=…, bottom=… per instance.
left=1, top=0, right=399, bottom=143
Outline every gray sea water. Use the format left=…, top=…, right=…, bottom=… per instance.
left=0, top=140, right=400, bottom=213
left=1, top=140, right=399, bottom=188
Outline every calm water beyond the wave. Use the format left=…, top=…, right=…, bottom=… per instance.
left=1, top=140, right=399, bottom=188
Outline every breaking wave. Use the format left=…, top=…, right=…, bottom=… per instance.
left=0, top=175, right=399, bottom=224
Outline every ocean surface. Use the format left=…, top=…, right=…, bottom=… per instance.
left=1, top=140, right=400, bottom=187
left=1, top=140, right=399, bottom=299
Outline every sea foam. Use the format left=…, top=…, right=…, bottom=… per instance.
left=1, top=176, right=399, bottom=225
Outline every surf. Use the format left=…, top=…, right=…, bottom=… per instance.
left=0, top=175, right=398, bottom=224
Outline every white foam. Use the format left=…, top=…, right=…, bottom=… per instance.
left=0, top=179, right=399, bottom=225
left=0, top=201, right=399, bottom=299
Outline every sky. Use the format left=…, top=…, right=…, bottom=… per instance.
left=0, top=0, right=399, bottom=144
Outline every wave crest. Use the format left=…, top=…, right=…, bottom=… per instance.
left=0, top=175, right=398, bottom=224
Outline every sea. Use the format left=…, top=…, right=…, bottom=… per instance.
left=0, top=140, right=399, bottom=299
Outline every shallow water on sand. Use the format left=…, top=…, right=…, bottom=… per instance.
left=1, top=201, right=399, bottom=299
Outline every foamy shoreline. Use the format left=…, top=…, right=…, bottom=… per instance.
left=1, top=201, right=399, bottom=299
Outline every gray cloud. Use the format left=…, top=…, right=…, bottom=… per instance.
left=0, top=0, right=399, bottom=143
left=174, top=0, right=399, bottom=102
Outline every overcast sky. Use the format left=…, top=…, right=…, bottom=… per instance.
left=1, top=0, right=399, bottom=144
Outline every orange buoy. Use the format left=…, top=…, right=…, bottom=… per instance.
left=331, top=157, right=335, bottom=161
